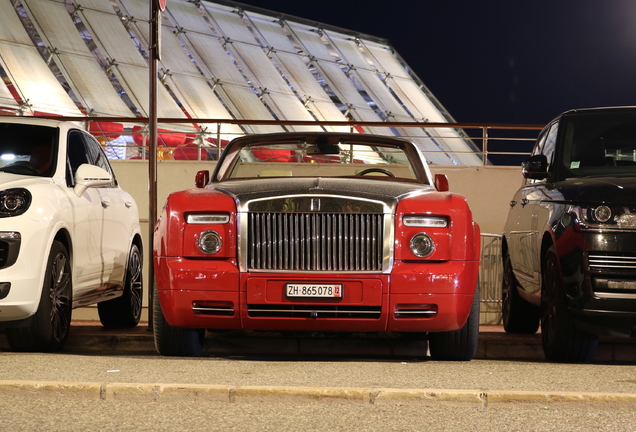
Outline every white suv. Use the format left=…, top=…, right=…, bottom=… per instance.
left=0, top=117, right=143, bottom=352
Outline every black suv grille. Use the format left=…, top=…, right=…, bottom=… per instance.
left=588, top=253, right=636, bottom=272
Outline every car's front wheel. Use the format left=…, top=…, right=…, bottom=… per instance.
left=541, top=246, right=598, bottom=363
left=502, top=248, right=540, bottom=334
left=98, top=243, right=143, bottom=328
left=6, top=241, right=72, bottom=352
left=152, top=282, right=205, bottom=356
left=428, top=283, right=480, bottom=361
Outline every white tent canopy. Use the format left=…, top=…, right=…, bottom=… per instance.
left=0, top=0, right=481, bottom=165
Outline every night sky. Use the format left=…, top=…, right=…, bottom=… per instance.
left=251, top=0, right=636, bottom=126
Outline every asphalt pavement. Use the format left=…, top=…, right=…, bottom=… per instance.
left=1, top=323, right=636, bottom=407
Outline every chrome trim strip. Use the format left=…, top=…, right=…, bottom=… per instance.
left=575, top=225, right=636, bottom=233
left=239, top=194, right=391, bottom=213
left=590, top=255, right=636, bottom=260
left=192, top=307, right=235, bottom=313
left=595, top=292, right=636, bottom=299
left=589, top=254, right=636, bottom=270
left=247, top=308, right=381, bottom=315
left=394, top=310, right=437, bottom=315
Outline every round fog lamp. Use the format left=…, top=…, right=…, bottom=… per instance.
left=593, top=205, right=612, bottom=223
left=198, top=230, right=222, bottom=254
left=410, top=233, right=435, bottom=257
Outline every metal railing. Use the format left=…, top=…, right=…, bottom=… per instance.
left=11, top=116, right=544, bottom=166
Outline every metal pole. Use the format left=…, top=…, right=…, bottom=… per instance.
left=216, top=123, right=221, bottom=160
left=482, top=127, right=489, bottom=166
left=148, top=0, right=160, bottom=330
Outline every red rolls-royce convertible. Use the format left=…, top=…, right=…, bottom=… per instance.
left=153, top=132, right=480, bottom=360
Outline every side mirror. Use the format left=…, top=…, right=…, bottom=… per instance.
left=195, top=170, right=210, bottom=188
left=434, top=174, right=449, bottom=192
left=74, top=164, right=112, bottom=197
left=522, top=154, right=550, bottom=180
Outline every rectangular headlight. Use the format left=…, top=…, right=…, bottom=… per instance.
left=186, top=214, right=230, bottom=224
left=403, top=215, right=448, bottom=228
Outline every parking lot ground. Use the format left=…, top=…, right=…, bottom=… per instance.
left=2, top=323, right=635, bottom=363
left=2, top=323, right=636, bottom=410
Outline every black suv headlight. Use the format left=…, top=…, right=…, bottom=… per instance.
left=0, top=189, right=32, bottom=217
left=568, top=205, right=636, bottom=229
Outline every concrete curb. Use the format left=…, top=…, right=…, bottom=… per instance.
left=2, top=380, right=636, bottom=406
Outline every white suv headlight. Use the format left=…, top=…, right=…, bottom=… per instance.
left=0, top=189, right=31, bottom=217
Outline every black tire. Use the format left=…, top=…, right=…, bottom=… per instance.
left=6, top=241, right=72, bottom=352
left=152, top=282, right=204, bottom=356
left=429, top=283, right=480, bottom=361
left=541, top=246, right=598, bottom=363
left=502, top=248, right=540, bottom=334
left=98, top=243, right=143, bottom=328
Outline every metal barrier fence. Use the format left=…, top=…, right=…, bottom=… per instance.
left=479, top=234, right=503, bottom=325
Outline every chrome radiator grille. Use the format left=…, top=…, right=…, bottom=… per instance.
left=247, top=212, right=384, bottom=271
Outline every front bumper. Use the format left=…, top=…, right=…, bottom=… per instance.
left=558, top=231, right=636, bottom=336
left=154, top=256, right=479, bottom=333
left=0, top=227, right=49, bottom=324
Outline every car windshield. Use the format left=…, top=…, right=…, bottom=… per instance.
left=222, top=138, right=421, bottom=182
left=561, top=111, right=636, bottom=178
left=0, top=123, right=57, bottom=177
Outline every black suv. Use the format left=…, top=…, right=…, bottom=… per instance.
left=502, top=107, right=636, bottom=362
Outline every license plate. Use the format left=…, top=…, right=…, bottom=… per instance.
left=286, top=283, right=343, bottom=298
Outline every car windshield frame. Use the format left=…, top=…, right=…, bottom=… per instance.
left=211, top=133, right=432, bottom=185
left=556, top=109, right=636, bottom=181
left=0, top=123, right=59, bottom=177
